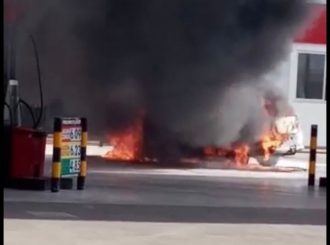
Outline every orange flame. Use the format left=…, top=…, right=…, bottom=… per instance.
left=103, top=117, right=143, bottom=161
left=258, top=97, right=287, bottom=161
left=204, top=96, right=288, bottom=165
left=258, top=125, right=288, bottom=162
left=103, top=96, right=289, bottom=165
left=204, top=144, right=250, bottom=166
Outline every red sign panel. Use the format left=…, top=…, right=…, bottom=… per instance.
left=295, top=4, right=326, bottom=45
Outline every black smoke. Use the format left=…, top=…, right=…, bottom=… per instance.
left=8, top=0, right=308, bottom=152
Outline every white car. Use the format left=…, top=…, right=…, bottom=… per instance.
left=251, top=115, right=304, bottom=166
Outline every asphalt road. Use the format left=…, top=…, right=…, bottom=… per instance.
left=4, top=201, right=326, bottom=225
left=5, top=153, right=326, bottom=224
left=4, top=153, right=326, bottom=245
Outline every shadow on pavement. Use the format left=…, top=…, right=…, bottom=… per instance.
left=4, top=201, right=326, bottom=225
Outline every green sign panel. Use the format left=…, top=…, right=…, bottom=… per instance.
left=61, top=158, right=81, bottom=176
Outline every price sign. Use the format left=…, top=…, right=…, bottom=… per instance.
left=60, top=118, right=82, bottom=177
left=61, top=158, right=81, bottom=177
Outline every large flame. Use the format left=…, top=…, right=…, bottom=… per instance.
left=258, top=96, right=288, bottom=162
left=259, top=128, right=287, bottom=162
left=204, top=144, right=250, bottom=166
left=103, top=117, right=143, bottom=161
left=204, top=96, right=288, bottom=165
left=103, top=96, right=289, bottom=165
left=203, top=130, right=286, bottom=166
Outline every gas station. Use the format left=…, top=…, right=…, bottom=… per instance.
left=3, top=1, right=327, bottom=244
left=3, top=0, right=326, bottom=193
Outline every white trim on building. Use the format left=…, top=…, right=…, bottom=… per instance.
left=288, top=43, right=327, bottom=147
left=289, top=43, right=327, bottom=103
left=307, top=0, right=326, bottom=4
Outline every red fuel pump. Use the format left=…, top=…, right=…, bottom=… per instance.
left=10, top=127, right=47, bottom=179
left=4, top=1, right=50, bottom=190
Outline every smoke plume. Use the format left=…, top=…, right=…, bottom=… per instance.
left=7, top=0, right=309, bottom=151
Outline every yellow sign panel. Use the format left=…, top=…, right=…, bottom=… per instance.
left=61, top=142, right=81, bottom=159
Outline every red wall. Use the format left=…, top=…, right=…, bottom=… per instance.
left=295, top=4, right=326, bottom=45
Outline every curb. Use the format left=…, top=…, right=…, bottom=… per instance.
left=300, top=150, right=327, bottom=155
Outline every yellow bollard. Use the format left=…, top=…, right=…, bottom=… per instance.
left=51, top=118, right=62, bottom=192
left=77, top=117, right=87, bottom=190
left=308, top=125, right=317, bottom=187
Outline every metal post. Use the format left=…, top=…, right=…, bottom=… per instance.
left=5, top=79, right=21, bottom=126
left=51, top=118, right=62, bottom=192
left=308, top=125, right=317, bottom=187
left=77, top=118, right=87, bottom=190
left=319, top=177, right=326, bottom=188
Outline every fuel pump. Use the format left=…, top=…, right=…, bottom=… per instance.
left=4, top=2, right=47, bottom=189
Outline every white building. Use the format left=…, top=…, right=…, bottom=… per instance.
left=275, top=1, right=326, bottom=147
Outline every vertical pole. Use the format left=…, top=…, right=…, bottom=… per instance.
left=308, top=125, right=317, bottom=187
left=5, top=79, right=21, bottom=126
left=51, top=118, right=62, bottom=192
left=77, top=118, right=87, bottom=190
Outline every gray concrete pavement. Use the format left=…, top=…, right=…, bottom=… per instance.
left=4, top=220, right=326, bottom=245
left=4, top=169, right=326, bottom=209
left=4, top=153, right=326, bottom=244
left=5, top=154, right=327, bottom=211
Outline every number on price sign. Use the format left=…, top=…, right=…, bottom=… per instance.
left=60, top=119, right=83, bottom=177
left=61, top=158, right=81, bottom=175
left=70, top=159, right=80, bottom=173
left=70, top=128, right=81, bottom=141
left=70, top=144, right=81, bottom=157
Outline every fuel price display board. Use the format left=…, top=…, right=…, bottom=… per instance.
left=61, top=118, right=82, bottom=177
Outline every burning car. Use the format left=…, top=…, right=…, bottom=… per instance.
left=102, top=87, right=304, bottom=168
left=203, top=91, right=305, bottom=168
left=248, top=114, right=304, bottom=166
left=102, top=110, right=304, bottom=167
left=203, top=114, right=304, bottom=167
